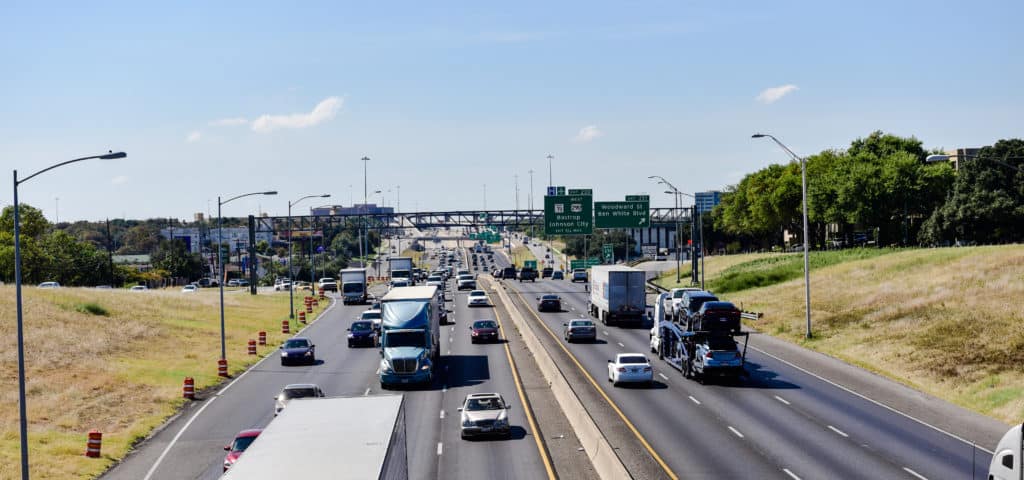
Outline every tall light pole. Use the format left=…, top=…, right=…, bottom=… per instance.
left=514, top=174, right=520, bottom=211
left=395, top=185, right=401, bottom=214
left=546, top=154, right=554, bottom=187
left=649, top=175, right=686, bottom=285
left=528, top=169, right=535, bottom=236
left=288, top=194, right=330, bottom=320
left=753, top=133, right=811, bottom=339
left=361, top=157, right=370, bottom=268
left=219, top=191, right=277, bottom=365
left=13, top=150, right=127, bottom=480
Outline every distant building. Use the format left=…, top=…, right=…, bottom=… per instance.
left=310, top=203, right=395, bottom=216
left=944, top=147, right=983, bottom=171
left=160, top=227, right=273, bottom=254
left=694, top=191, right=722, bottom=214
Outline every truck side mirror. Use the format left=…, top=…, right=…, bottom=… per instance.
left=224, top=445, right=231, bottom=451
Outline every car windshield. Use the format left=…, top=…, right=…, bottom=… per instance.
left=282, top=387, right=317, bottom=399
left=542, top=295, right=559, bottom=300
left=384, top=331, right=425, bottom=348
left=571, top=320, right=593, bottom=327
left=619, top=356, right=648, bottom=364
left=343, top=283, right=363, bottom=293
left=361, top=311, right=381, bottom=320
left=320, top=278, right=334, bottom=283
left=473, top=320, right=497, bottom=329
left=689, top=296, right=718, bottom=310
left=351, top=322, right=372, bottom=331
left=703, top=301, right=736, bottom=310
left=231, top=435, right=258, bottom=452
left=466, top=397, right=504, bottom=411
left=283, top=339, right=310, bottom=349
left=673, top=290, right=686, bottom=298
left=470, top=291, right=485, bottom=297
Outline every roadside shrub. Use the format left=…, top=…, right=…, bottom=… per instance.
left=75, top=302, right=109, bottom=316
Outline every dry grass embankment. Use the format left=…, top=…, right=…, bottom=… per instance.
left=721, top=245, right=1024, bottom=424
left=511, top=245, right=537, bottom=268
left=0, top=286, right=326, bottom=479
left=653, top=252, right=780, bottom=289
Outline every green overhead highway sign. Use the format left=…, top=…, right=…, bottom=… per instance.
left=544, top=193, right=593, bottom=235
left=594, top=200, right=650, bottom=228
left=567, top=188, right=593, bottom=195
left=570, top=258, right=602, bottom=269
left=524, top=260, right=537, bottom=269
left=625, top=195, right=649, bottom=202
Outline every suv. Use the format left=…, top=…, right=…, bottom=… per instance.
left=679, top=291, right=719, bottom=328
left=457, top=274, right=477, bottom=291
left=501, top=266, right=517, bottom=280
left=518, top=267, right=538, bottom=282
left=669, top=287, right=702, bottom=319
left=571, top=268, right=588, bottom=283
left=693, top=301, right=742, bottom=333
left=318, top=277, right=338, bottom=292
left=541, top=267, right=554, bottom=278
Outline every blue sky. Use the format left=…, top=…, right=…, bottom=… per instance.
left=1, top=0, right=1021, bottom=221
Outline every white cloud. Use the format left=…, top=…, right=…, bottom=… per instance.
left=571, top=125, right=604, bottom=143
left=208, top=117, right=249, bottom=127
left=111, top=175, right=129, bottom=185
left=186, top=131, right=202, bottom=143
left=251, top=96, right=343, bottom=133
left=756, top=84, right=799, bottom=104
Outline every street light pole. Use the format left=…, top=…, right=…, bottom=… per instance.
left=219, top=191, right=277, bottom=364
left=13, top=150, right=127, bottom=480
left=362, top=157, right=370, bottom=268
left=547, top=154, right=554, bottom=187
left=288, top=194, right=330, bottom=320
left=649, top=175, right=686, bottom=285
left=753, top=133, right=811, bottom=338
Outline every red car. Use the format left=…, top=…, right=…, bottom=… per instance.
left=470, top=319, right=500, bottom=343
left=223, top=428, right=262, bottom=471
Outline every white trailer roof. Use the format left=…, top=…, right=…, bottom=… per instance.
left=589, top=265, right=642, bottom=272
left=222, top=395, right=404, bottom=479
left=382, top=285, right=438, bottom=301
left=341, top=267, right=367, bottom=273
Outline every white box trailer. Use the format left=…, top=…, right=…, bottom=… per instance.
left=221, top=395, right=407, bottom=480
left=340, top=268, right=368, bottom=304
left=588, top=265, right=647, bottom=326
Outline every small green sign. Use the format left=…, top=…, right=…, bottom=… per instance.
left=569, top=258, right=602, bottom=269
left=524, top=260, right=538, bottom=269
left=602, top=244, right=614, bottom=263
left=556, top=186, right=566, bottom=196
left=625, top=195, right=649, bottom=202
left=594, top=201, right=650, bottom=228
left=568, top=188, right=593, bottom=195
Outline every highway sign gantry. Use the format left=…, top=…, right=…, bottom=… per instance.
left=594, top=200, right=650, bottom=228
left=544, top=193, right=593, bottom=235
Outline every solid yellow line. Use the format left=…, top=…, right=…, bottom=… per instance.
left=510, top=289, right=679, bottom=480
left=492, top=293, right=558, bottom=480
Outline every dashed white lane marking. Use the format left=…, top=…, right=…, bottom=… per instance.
left=376, top=366, right=382, bottom=375
left=688, top=396, right=701, bottom=405
left=783, top=468, right=801, bottom=480
left=440, top=410, right=446, bottom=419
left=437, top=442, right=443, bottom=455
left=774, top=395, right=791, bottom=405
left=442, top=385, right=447, bottom=393
left=363, top=388, right=371, bottom=396
left=902, top=467, right=927, bottom=480
left=143, top=396, right=218, bottom=480
left=728, top=426, right=744, bottom=438
left=603, top=330, right=609, bottom=336
left=828, top=425, right=849, bottom=437
left=658, top=373, right=669, bottom=380
left=617, top=342, right=625, bottom=347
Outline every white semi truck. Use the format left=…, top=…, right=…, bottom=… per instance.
left=220, top=395, right=407, bottom=479
left=588, top=265, right=647, bottom=326
left=340, top=268, right=368, bottom=304
left=388, top=256, right=414, bottom=285
left=990, top=423, right=1023, bottom=480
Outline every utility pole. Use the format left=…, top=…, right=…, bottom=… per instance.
left=528, top=169, right=535, bottom=237
left=514, top=174, right=519, bottom=210
left=396, top=185, right=400, bottom=214
left=361, top=156, right=370, bottom=268
left=106, top=218, right=114, bottom=286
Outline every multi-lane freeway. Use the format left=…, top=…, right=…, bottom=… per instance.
left=100, top=234, right=1003, bottom=480
left=102, top=242, right=552, bottom=480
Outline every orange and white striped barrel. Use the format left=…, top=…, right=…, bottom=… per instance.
left=281, top=319, right=290, bottom=334
left=247, top=339, right=257, bottom=355
left=182, top=377, right=195, bottom=399
left=298, top=310, right=307, bottom=323
left=217, top=358, right=228, bottom=377
left=258, top=331, right=267, bottom=345
left=85, top=430, right=102, bottom=458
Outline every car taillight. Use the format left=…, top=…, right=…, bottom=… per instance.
left=643, top=367, right=652, bottom=372
left=471, top=331, right=478, bottom=336
left=617, top=367, right=626, bottom=372
left=705, top=351, right=714, bottom=359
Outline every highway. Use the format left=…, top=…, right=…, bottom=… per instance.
left=494, top=238, right=992, bottom=480
left=101, top=245, right=550, bottom=480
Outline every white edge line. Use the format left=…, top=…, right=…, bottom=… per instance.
left=437, top=442, right=444, bottom=455
left=363, top=388, right=371, bottom=396
left=688, top=395, right=701, bottom=405
left=902, top=467, right=928, bottom=480
left=828, top=425, right=849, bottom=437
left=748, top=344, right=996, bottom=455
left=774, top=395, right=791, bottom=405
left=142, top=396, right=218, bottom=480
left=440, top=410, right=445, bottom=419
left=658, top=373, right=669, bottom=380
left=728, top=426, right=744, bottom=438
left=617, top=342, right=625, bottom=347
left=783, top=468, right=801, bottom=480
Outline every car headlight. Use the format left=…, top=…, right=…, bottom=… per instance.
left=280, top=351, right=288, bottom=357
left=347, top=333, right=354, bottom=338
left=380, top=359, right=393, bottom=373
left=462, top=418, right=473, bottom=427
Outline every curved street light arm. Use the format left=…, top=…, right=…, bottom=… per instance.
left=222, top=190, right=278, bottom=206
left=17, top=151, right=127, bottom=185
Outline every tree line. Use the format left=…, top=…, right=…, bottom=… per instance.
left=713, top=132, right=1024, bottom=249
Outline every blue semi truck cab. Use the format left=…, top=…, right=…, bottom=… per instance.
left=379, top=286, right=441, bottom=387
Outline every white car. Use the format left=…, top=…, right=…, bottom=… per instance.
left=467, top=290, right=489, bottom=307
left=181, top=284, right=198, bottom=293
left=607, top=353, right=654, bottom=386
left=390, top=279, right=410, bottom=289
left=273, top=383, right=325, bottom=416
left=458, top=392, right=512, bottom=439
left=37, top=281, right=60, bottom=289
left=273, top=280, right=291, bottom=292
left=359, top=309, right=383, bottom=331
left=670, top=287, right=702, bottom=319
left=129, top=285, right=149, bottom=292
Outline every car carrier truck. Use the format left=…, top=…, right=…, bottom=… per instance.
left=649, top=292, right=749, bottom=383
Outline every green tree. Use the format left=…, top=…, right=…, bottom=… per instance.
left=151, top=239, right=205, bottom=280
left=0, top=204, right=51, bottom=239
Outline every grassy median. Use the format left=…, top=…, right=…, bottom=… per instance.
left=704, top=245, right=1024, bottom=424
left=0, top=286, right=327, bottom=479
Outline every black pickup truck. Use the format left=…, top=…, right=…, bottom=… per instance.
left=518, top=267, right=538, bottom=282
